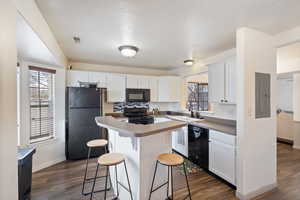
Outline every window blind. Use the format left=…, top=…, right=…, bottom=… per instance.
left=29, top=66, right=55, bottom=141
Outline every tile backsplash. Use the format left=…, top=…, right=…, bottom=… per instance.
left=113, top=102, right=181, bottom=113
left=113, top=102, right=149, bottom=112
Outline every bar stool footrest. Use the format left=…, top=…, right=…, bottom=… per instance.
left=82, top=175, right=112, bottom=196
left=150, top=181, right=168, bottom=193
left=82, top=186, right=111, bottom=196
left=117, top=181, right=131, bottom=193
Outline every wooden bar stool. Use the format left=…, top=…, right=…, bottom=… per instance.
left=90, top=153, right=133, bottom=200
left=82, top=139, right=112, bottom=196
left=149, top=153, right=192, bottom=200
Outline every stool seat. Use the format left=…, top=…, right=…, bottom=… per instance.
left=87, top=139, right=108, bottom=148
left=157, top=153, right=184, bottom=166
left=98, top=153, right=125, bottom=166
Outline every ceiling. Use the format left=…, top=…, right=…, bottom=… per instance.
left=36, top=0, right=300, bottom=70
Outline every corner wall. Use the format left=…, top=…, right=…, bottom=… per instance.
left=236, top=28, right=277, bottom=199
left=0, top=1, right=18, bottom=199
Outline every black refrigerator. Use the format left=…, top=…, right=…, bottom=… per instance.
left=66, top=87, right=106, bottom=160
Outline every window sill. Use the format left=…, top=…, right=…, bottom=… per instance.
left=30, top=137, right=58, bottom=147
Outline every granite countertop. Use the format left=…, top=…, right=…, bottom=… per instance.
left=95, top=116, right=187, bottom=137
left=104, top=112, right=236, bottom=136
left=190, top=116, right=236, bottom=135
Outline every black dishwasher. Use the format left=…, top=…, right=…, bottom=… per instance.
left=188, top=125, right=209, bottom=170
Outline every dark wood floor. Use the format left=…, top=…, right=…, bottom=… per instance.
left=31, top=143, right=300, bottom=200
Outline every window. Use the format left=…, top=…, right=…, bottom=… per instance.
left=29, top=66, right=56, bottom=142
left=186, top=82, right=208, bottom=111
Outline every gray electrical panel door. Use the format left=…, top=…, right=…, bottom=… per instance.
left=255, top=72, right=271, bottom=118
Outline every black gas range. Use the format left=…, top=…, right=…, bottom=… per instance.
left=123, top=107, right=154, bottom=125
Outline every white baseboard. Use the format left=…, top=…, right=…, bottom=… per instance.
left=236, top=183, right=277, bottom=200
left=293, top=145, right=300, bottom=149
left=33, top=156, right=65, bottom=173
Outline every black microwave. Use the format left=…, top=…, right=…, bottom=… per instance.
left=126, top=88, right=150, bottom=102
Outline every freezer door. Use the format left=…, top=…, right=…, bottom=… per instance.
left=68, top=87, right=101, bottom=108
left=66, top=108, right=104, bottom=160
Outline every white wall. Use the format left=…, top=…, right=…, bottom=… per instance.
left=277, top=78, right=293, bottom=111
left=277, top=43, right=300, bottom=74
left=236, top=28, right=277, bottom=199
left=170, top=48, right=236, bottom=77
left=19, top=61, right=66, bottom=172
left=293, top=73, right=300, bottom=148
left=14, top=0, right=67, bottom=67
left=70, top=62, right=171, bottom=76
left=0, top=1, right=18, bottom=199
left=293, top=73, right=300, bottom=121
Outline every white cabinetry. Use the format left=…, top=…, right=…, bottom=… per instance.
left=67, top=70, right=107, bottom=88
left=158, top=76, right=181, bottom=102
left=172, top=126, right=188, bottom=157
left=67, top=70, right=89, bottom=87
left=209, top=130, right=236, bottom=185
left=126, top=75, right=150, bottom=89
left=208, top=56, right=236, bottom=104
left=148, top=77, right=159, bottom=102
left=107, top=73, right=126, bottom=102
left=225, top=57, right=236, bottom=104
left=89, top=72, right=107, bottom=88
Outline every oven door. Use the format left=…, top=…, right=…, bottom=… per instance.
left=126, top=89, right=150, bottom=102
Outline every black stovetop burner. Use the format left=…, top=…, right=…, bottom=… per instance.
left=128, top=115, right=154, bottom=125
left=124, top=107, right=154, bottom=125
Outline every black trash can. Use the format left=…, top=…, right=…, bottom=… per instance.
left=18, top=147, right=36, bottom=200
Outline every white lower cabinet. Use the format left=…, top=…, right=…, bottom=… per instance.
left=172, top=126, right=188, bottom=157
left=209, top=130, right=236, bottom=185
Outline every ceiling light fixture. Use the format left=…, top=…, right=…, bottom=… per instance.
left=184, top=59, right=194, bottom=66
left=118, top=45, right=139, bottom=58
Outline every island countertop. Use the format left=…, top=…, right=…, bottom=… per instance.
left=95, top=116, right=187, bottom=137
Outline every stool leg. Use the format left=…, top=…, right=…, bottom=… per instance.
left=149, top=161, right=159, bottom=200
left=171, top=166, right=174, bottom=200
left=104, top=166, right=109, bottom=200
left=82, top=147, right=92, bottom=195
left=115, top=165, right=119, bottom=198
left=90, top=163, right=100, bottom=200
left=105, top=144, right=113, bottom=191
left=124, top=161, right=133, bottom=200
left=183, top=163, right=192, bottom=200
left=166, top=166, right=170, bottom=199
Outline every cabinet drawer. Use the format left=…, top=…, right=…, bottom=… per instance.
left=209, top=130, right=236, bottom=146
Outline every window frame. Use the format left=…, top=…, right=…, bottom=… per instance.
left=28, top=66, right=56, bottom=144
left=186, top=82, right=209, bottom=111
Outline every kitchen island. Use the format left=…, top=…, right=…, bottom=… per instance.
left=95, top=116, right=187, bottom=200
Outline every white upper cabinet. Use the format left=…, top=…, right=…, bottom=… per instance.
left=67, top=70, right=107, bottom=88
left=209, top=61, right=225, bottom=103
left=225, top=57, right=236, bottom=104
left=148, top=77, right=159, bottom=102
left=67, top=70, right=89, bottom=87
left=126, top=75, right=150, bottom=89
left=208, top=56, right=236, bottom=104
left=107, top=73, right=126, bottom=102
left=158, top=76, right=181, bottom=102
left=126, top=75, right=140, bottom=88
left=89, top=72, right=107, bottom=88
left=138, top=76, right=150, bottom=89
